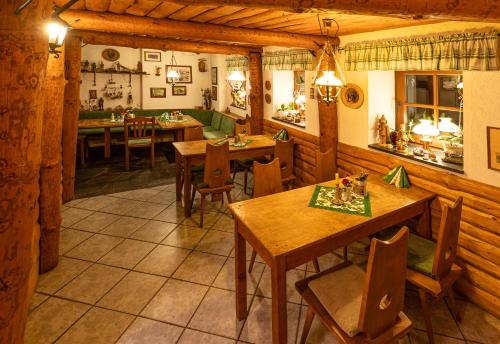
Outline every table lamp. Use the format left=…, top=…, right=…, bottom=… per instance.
left=413, top=119, right=439, bottom=151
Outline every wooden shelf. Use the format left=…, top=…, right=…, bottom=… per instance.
left=80, top=70, right=150, bottom=75
left=271, top=116, right=306, bottom=129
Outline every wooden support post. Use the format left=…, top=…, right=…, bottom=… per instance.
left=39, top=47, right=66, bottom=273
left=62, top=34, right=81, bottom=203
left=248, top=52, right=263, bottom=135
left=0, top=1, right=51, bottom=342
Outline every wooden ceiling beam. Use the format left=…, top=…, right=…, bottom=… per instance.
left=165, top=0, right=500, bottom=22
left=74, top=30, right=263, bottom=55
left=62, top=10, right=329, bottom=48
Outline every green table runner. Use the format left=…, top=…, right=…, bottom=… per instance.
left=309, top=185, right=372, bottom=217
left=214, top=139, right=253, bottom=147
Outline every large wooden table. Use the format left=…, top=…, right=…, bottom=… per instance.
left=173, top=135, right=276, bottom=217
left=228, top=177, right=434, bottom=343
left=78, top=115, right=202, bottom=158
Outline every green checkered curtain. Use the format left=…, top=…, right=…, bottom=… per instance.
left=262, top=49, right=314, bottom=71
left=226, top=56, right=249, bottom=71
left=344, top=32, right=499, bottom=71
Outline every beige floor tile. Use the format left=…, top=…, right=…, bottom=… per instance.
left=147, top=190, right=178, bottom=205
left=56, top=307, right=134, bottom=344
left=61, top=207, right=93, bottom=227
left=25, top=297, right=90, bottom=344
left=182, top=211, right=221, bottom=229
left=154, top=204, right=186, bottom=223
left=64, top=198, right=87, bottom=207
left=115, top=188, right=161, bottom=202
left=212, top=258, right=264, bottom=294
left=56, top=264, right=128, bottom=304
left=456, top=299, right=500, bottom=343
left=306, top=253, right=344, bottom=272
left=100, top=216, right=149, bottom=237
left=239, top=296, right=301, bottom=344
left=130, top=220, right=177, bottom=243
left=141, top=279, right=208, bottom=326
left=178, top=329, right=236, bottom=344
left=297, top=306, right=339, bottom=344
left=256, top=268, right=305, bottom=304
left=151, top=184, right=174, bottom=192
left=409, top=329, right=465, bottom=343
left=28, top=293, right=49, bottom=312
left=71, top=212, right=120, bottom=232
left=195, top=230, right=234, bottom=256
left=161, top=224, right=207, bottom=249
left=97, top=272, right=166, bottom=314
left=229, top=242, right=264, bottom=263
left=74, top=195, right=119, bottom=211
left=117, top=317, right=183, bottom=344
left=173, top=251, right=227, bottom=285
left=104, top=197, right=143, bottom=215
left=212, top=213, right=235, bottom=233
left=134, top=245, right=190, bottom=277
left=128, top=201, right=167, bottom=219
left=37, top=257, right=92, bottom=294
left=59, top=228, right=93, bottom=254
left=65, top=234, right=123, bottom=262
left=189, top=288, right=245, bottom=339
left=98, top=239, right=156, bottom=269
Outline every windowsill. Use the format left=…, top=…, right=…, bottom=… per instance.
left=271, top=116, right=306, bottom=129
left=368, top=143, right=464, bottom=174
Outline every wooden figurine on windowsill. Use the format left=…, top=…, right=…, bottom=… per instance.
left=396, top=123, right=409, bottom=152
left=377, top=115, right=391, bottom=147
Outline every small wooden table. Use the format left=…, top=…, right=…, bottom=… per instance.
left=228, top=177, right=434, bottom=344
left=77, top=115, right=203, bottom=159
left=173, top=135, right=276, bottom=217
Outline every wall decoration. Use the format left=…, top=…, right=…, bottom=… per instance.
left=166, top=65, right=192, bottom=83
left=229, top=80, right=246, bottom=110
left=487, top=126, right=500, bottom=172
left=212, top=86, right=218, bottom=101
left=198, top=59, right=207, bottom=72
left=89, top=89, right=97, bottom=99
left=144, top=51, right=161, bottom=62
left=340, top=83, right=364, bottom=109
left=265, top=80, right=272, bottom=91
left=265, top=93, right=272, bottom=104
left=172, top=85, right=187, bottom=96
left=155, top=66, right=161, bottom=76
left=102, top=48, right=120, bottom=62
left=150, top=87, right=166, bottom=98
left=310, top=87, right=315, bottom=99
left=211, top=67, right=218, bottom=85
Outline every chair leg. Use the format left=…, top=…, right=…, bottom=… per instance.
left=190, top=186, right=196, bottom=211
left=232, top=161, right=238, bottom=181
left=225, top=189, right=233, bottom=204
left=199, top=193, right=206, bottom=228
left=243, top=168, right=249, bottom=195
left=125, top=147, right=130, bottom=171
left=418, top=289, right=435, bottom=344
left=248, top=249, right=257, bottom=273
left=299, top=306, right=315, bottom=344
left=151, top=144, right=155, bottom=168
left=343, top=245, right=348, bottom=263
left=447, top=287, right=461, bottom=322
left=79, top=141, right=85, bottom=166
left=312, top=259, right=320, bottom=273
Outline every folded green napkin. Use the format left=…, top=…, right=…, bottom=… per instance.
left=383, top=165, right=411, bottom=188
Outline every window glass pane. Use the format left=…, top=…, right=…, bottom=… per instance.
left=438, top=75, right=461, bottom=107
left=406, top=75, right=433, bottom=105
left=438, top=110, right=463, bottom=129
left=406, top=106, right=434, bottom=128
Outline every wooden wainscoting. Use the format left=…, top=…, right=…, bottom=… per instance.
left=263, top=119, right=320, bottom=186
left=337, top=142, right=500, bottom=318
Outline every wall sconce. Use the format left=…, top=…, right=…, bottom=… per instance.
left=47, top=15, right=68, bottom=58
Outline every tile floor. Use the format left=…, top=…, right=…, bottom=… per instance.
left=26, top=177, right=499, bottom=343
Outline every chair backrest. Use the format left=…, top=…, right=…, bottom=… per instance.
left=359, top=227, right=409, bottom=339
left=275, top=138, right=294, bottom=178
left=235, top=121, right=251, bottom=135
left=203, top=141, right=231, bottom=189
left=253, top=159, right=283, bottom=198
left=125, top=117, right=155, bottom=140
left=184, top=126, right=204, bottom=141
left=432, top=197, right=463, bottom=280
left=315, top=148, right=335, bottom=183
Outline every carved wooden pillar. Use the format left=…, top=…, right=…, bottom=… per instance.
left=62, top=34, right=81, bottom=203
left=39, top=47, right=65, bottom=273
left=0, top=1, right=51, bottom=342
left=248, top=52, right=263, bottom=134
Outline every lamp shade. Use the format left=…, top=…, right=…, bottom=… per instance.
left=166, top=69, right=180, bottom=79
left=47, top=17, right=68, bottom=56
left=413, top=119, right=439, bottom=137
left=438, top=117, right=460, bottom=133
left=314, top=71, right=344, bottom=87
left=227, top=71, right=246, bottom=82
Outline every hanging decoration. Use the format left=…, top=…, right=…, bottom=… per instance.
left=166, top=51, right=180, bottom=84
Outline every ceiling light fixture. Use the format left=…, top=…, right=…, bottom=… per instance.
left=167, top=51, right=180, bottom=84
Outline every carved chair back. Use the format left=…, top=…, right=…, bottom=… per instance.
left=253, top=158, right=283, bottom=198
left=184, top=126, right=204, bottom=141
left=275, top=138, right=294, bottom=179
left=203, top=141, right=230, bottom=189
left=315, top=148, right=335, bottom=183
left=124, top=117, right=155, bottom=142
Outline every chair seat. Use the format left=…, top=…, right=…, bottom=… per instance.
left=203, top=126, right=218, bottom=132
left=128, top=137, right=152, bottom=146
left=309, top=264, right=365, bottom=337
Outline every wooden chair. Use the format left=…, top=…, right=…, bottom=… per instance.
left=184, top=126, right=204, bottom=141
left=191, top=141, right=234, bottom=227
left=124, top=117, right=155, bottom=171
left=235, top=121, right=251, bottom=135
left=315, top=148, right=335, bottom=183
left=296, top=227, right=412, bottom=344
left=275, top=138, right=296, bottom=190
left=77, top=134, right=88, bottom=167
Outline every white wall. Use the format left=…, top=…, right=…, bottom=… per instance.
left=209, top=54, right=228, bottom=112
left=367, top=71, right=396, bottom=144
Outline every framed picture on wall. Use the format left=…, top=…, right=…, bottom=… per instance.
left=212, top=86, right=218, bottom=101
left=150, top=87, right=166, bottom=98
left=211, top=67, right=218, bottom=85
left=89, top=89, right=97, bottom=99
left=172, top=85, right=187, bottom=96
left=487, top=126, right=500, bottom=172
left=144, top=51, right=161, bottom=62
left=166, top=65, right=192, bottom=84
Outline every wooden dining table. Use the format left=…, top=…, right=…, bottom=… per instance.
left=77, top=115, right=203, bottom=159
left=173, top=135, right=276, bottom=217
left=228, top=176, right=435, bottom=344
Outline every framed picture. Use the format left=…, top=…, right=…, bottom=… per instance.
left=212, top=86, right=218, bottom=101
left=309, top=87, right=315, bottom=99
left=229, top=80, right=246, bottom=110
left=172, top=85, right=187, bottom=96
left=211, top=67, right=218, bottom=85
left=89, top=89, right=97, bottom=99
left=144, top=51, right=161, bottom=62
left=150, top=87, right=166, bottom=98
left=487, top=126, right=500, bottom=172
left=166, top=65, right=192, bottom=84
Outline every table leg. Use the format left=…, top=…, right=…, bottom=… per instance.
left=417, top=201, right=432, bottom=238
left=271, top=258, right=288, bottom=344
left=104, top=127, right=111, bottom=159
left=183, top=157, right=192, bottom=217
left=235, top=220, right=248, bottom=320
left=175, top=150, right=182, bottom=201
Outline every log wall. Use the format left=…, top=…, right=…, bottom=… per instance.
left=337, top=142, right=500, bottom=318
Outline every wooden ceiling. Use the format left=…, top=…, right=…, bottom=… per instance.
left=55, top=0, right=439, bottom=37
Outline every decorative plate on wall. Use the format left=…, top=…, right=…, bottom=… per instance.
left=265, top=93, right=272, bottom=104
left=340, top=83, right=364, bottom=109
left=265, top=80, right=272, bottom=91
left=102, top=48, right=120, bottom=62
